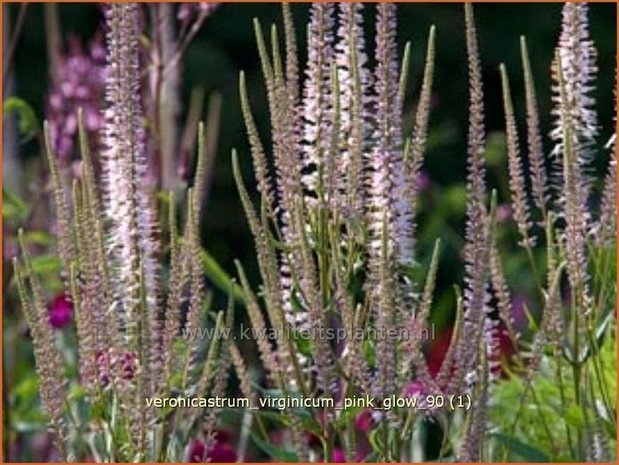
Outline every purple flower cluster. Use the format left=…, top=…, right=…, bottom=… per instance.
left=46, top=34, right=106, bottom=167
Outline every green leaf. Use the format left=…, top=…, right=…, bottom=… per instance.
left=563, top=405, right=584, bottom=429
left=250, top=432, right=299, bottom=462
left=291, top=328, right=314, bottom=357
left=486, top=130, right=507, bottom=167
left=30, top=254, right=62, bottom=275
left=12, top=419, right=47, bottom=433
left=251, top=409, right=293, bottom=426
left=3, top=97, right=38, bottom=142
left=442, top=185, right=467, bottom=215
left=362, top=338, right=376, bottom=368
left=12, top=375, right=39, bottom=401
left=201, top=249, right=244, bottom=302
left=68, top=383, right=86, bottom=402
left=2, top=186, right=29, bottom=223
left=491, top=433, right=550, bottom=462
left=21, top=231, right=55, bottom=246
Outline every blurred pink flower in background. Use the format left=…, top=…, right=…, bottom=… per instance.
left=177, top=2, right=220, bottom=24
left=416, top=170, right=431, bottom=192
left=48, top=294, right=72, bottom=329
left=46, top=33, right=106, bottom=167
left=496, top=203, right=513, bottom=223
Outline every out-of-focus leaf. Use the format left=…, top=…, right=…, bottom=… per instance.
left=12, top=375, right=39, bottom=401
left=12, top=419, right=47, bottom=433
left=491, top=433, right=550, bottom=462
left=3, top=97, right=38, bottom=142
left=442, top=185, right=467, bottom=215
left=563, top=405, right=584, bottom=429
left=2, top=186, right=29, bottom=223
left=251, top=409, right=293, bottom=425
left=30, top=255, right=62, bottom=275
left=251, top=432, right=299, bottom=462
left=68, top=383, right=86, bottom=402
left=486, top=131, right=507, bottom=167
left=201, top=249, right=244, bottom=302
left=21, top=231, right=55, bottom=246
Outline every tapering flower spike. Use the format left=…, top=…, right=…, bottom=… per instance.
left=367, top=3, right=412, bottom=269
left=520, top=37, right=549, bottom=219
left=451, top=3, right=492, bottom=395
left=101, top=4, right=161, bottom=358
left=550, top=2, right=598, bottom=204
left=334, top=2, right=371, bottom=216
left=500, top=64, right=534, bottom=248
left=300, top=3, right=336, bottom=206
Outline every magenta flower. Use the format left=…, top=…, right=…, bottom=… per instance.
left=187, top=438, right=206, bottom=463
left=48, top=294, right=72, bottom=329
left=188, top=432, right=237, bottom=463
left=331, top=448, right=346, bottom=463
left=354, top=408, right=373, bottom=433
left=207, top=440, right=237, bottom=462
